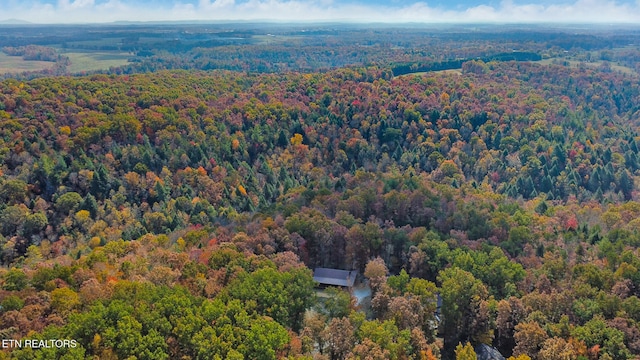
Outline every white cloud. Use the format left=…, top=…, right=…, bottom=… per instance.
left=199, top=0, right=236, bottom=9
left=57, top=0, right=95, bottom=11
left=3, top=0, right=640, bottom=23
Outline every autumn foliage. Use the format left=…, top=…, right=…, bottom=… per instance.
left=0, top=48, right=639, bottom=359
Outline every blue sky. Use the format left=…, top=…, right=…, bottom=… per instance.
left=2, top=0, right=640, bottom=23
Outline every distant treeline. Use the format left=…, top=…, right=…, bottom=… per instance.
left=1, top=45, right=65, bottom=62
left=391, top=51, right=542, bottom=76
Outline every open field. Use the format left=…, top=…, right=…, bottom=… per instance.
left=64, top=51, right=132, bottom=73
left=0, top=53, right=54, bottom=73
left=1, top=50, right=131, bottom=74
left=406, top=69, right=463, bottom=76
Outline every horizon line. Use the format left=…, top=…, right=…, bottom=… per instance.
left=2, top=19, right=640, bottom=26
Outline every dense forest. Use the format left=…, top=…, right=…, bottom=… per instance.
left=1, top=24, right=640, bottom=360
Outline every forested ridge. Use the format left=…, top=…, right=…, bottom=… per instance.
left=4, top=24, right=640, bottom=80
left=1, top=59, right=640, bottom=359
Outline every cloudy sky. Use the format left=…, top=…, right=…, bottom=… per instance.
left=2, top=0, right=640, bottom=23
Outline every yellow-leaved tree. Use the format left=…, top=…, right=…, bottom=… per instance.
left=455, top=342, right=477, bottom=360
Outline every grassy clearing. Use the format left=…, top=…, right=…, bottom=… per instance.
left=65, top=51, right=132, bottom=73
left=0, top=53, right=54, bottom=73
left=433, top=69, right=462, bottom=75
left=397, top=69, right=462, bottom=77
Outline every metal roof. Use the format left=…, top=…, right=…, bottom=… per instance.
left=313, top=268, right=357, bottom=288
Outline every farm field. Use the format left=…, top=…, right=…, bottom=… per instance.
left=0, top=52, right=53, bottom=73
left=64, top=51, right=132, bottom=73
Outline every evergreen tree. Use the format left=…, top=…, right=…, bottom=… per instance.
left=618, top=170, right=634, bottom=200
left=91, top=164, right=111, bottom=200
